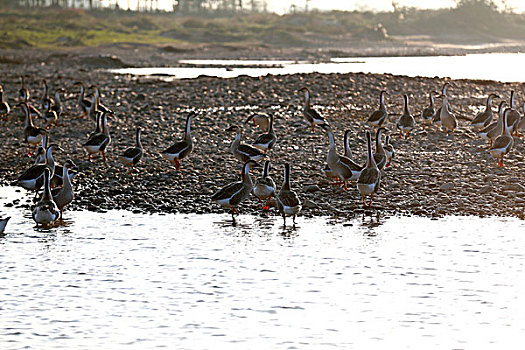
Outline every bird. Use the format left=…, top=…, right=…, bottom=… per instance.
left=471, top=93, right=498, bottom=130
left=383, top=134, right=395, bottom=168
left=42, top=103, right=57, bottom=129
left=298, top=87, right=329, bottom=132
left=245, top=113, right=270, bottom=133
left=433, top=82, right=452, bottom=126
left=251, top=114, right=277, bottom=153
left=32, top=168, right=59, bottom=227
left=160, top=112, right=195, bottom=171
left=324, top=126, right=362, bottom=190
left=396, top=94, right=416, bottom=139
left=119, top=128, right=143, bottom=175
left=90, top=85, right=112, bottom=115
left=439, top=89, right=457, bottom=135
left=253, top=160, right=276, bottom=211
left=357, top=130, right=381, bottom=207
left=40, top=79, right=50, bottom=111
left=0, top=217, right=10, bottom=234
left=18, top=76, right=29, bottom=102
left=489, top=108, right=514, bottom=168
left=211, top=160, right=260, bottom=218
left=19, top=102, right=47, bottom=156
left=74, top=81, right=92, bottom=118
left=19, top=80, right=41, bottom=120
left=421, top=91, right=438, bottom=128
left=52, top=159, right=76, bottom=219
left=367, top=90, right=388, bottom=130
left=478, top=101, right=507, bottom=147
left=516, top=102, right=525, bottom=136
left=226, top=125, right=265, bottom=163
left=50, top=88, right=65, bottom=121
left=276, top=163, right=302, bottom=226
left=373, top=127, right=387, bottom=170
left=83, top=110, right=111, bottom=162
left=0, top=85, right=11, bottom=121
left=506, top=90, right=521, bottom=135
left=13, top=144, right=60, bottom=193
left=323, top=129, right=356, bottom=182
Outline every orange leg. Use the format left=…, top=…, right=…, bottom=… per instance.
left=361, top=194, right=367, bottom=206
left=174, top=159, right=181, bottom=171
left=368, top=194, right=374, bottom=207
left=127, top=165, right=134, bottom=175
left=262, top=197, right=271, bottom=211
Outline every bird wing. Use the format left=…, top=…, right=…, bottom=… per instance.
left=368, top=109, right=387, bottom=123
left=212, top=182, right=244, bottom=202
left=279, top=190, right=300, bottom=208
left=238, top=144, right=264, bottom=158
left=123, top=147, right=142, bottom=159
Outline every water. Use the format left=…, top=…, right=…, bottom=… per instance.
left=2, top=188, right=525, bottom=349
left=113, top=52, right=525, bottom=83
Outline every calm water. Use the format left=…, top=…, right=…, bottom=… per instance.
left=1, top=188, right=525, bottom=349
left=113, top=53, right=525, bottom=83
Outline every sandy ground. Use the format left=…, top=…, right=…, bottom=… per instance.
left=0, top=44, right=524, bottom=220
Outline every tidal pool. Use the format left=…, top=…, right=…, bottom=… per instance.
left=1, top=187, right=525, bottom=349
left=113, top=53, right=525, bottom=83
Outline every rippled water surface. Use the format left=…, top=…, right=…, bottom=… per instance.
left=1, top=189, right=525, bottom=349
left=113, top=53, right=525, bottom=83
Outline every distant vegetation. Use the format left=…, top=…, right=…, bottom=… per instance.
left=1, top=0, right=524, bottom=50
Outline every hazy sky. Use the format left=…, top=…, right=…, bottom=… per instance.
left=115, top=0, right=525, bottom=13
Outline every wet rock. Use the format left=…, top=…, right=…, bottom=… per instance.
left=439, top=183, right=455, bottom=191
left=304, top=184, right=321, bottom=193
left=302, top=199, right=317, bottom=209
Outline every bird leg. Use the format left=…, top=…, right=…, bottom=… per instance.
left=262, top=197, right=271, bottom=211
left=343, top=180, right=348, bottom=191
left=127, top=165, right=134, bottom=175
left=311, top=124, right=315, bottom=133
left=102, top=152, right=107, bottom=163
left=174, top=159, right=181, bottom=171
left=361, top=194, right=367, bottom=206
left=232, top=207, right=239, bottom=216
left=368, top=194, right=374, bottom=207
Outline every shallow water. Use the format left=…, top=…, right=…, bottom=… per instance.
left=113, top=52, right=525, bottom=83
left=1, top=188, right=525, bottom=349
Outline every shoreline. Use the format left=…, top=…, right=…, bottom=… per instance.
left=0, top=48, right=524, bottom=220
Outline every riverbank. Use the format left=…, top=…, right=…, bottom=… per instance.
left=0, top=48, right=524, bottom=220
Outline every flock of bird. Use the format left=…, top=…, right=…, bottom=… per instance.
left=0, top=76, right=524, bottom=229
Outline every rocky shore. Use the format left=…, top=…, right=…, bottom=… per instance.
left=1, top=48, right=524, bottom=220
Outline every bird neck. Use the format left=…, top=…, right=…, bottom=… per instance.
left=262, top=161, right=270, bottom=178
left=136, top=129, right=142, bottom=149
left=62, top=165, right=72, bottom=190
left=42, top=81, right=48, bottom=99
left=303, top=90, right=311, bottom=109
left=486, top=95, right=494, bottom=110
left=375, top=129, right=384, bottom=153
left=42, top=171, right=52, bottom=202
left=510, top=91, right=515, bottom=109
left=242, top=163, right=253, bottom=185
left=366, top=134, right=376, bottom=168
left=344, top=132, right=353, bottom=159
left=46, top=147, right=55, bottom=173
left=502, top=110, right=510, bottom=136
left=403, top=95, right=410, bottom=115
left=24, top=105, right=34, bottom=128
left=429, top=92, right=435, bottom=107
left=78, top=84, right=85, bottom=103
left=54, top=91, right=62, bottom=107
left=0, top=90, right=4, bottom=103
left=282, top=165, right=291, bottom=191
left=102, top=114, right=110, bottom=136
left=184, top=115, right=193, bottom=140
left=379, top=92, right=386, bottom=110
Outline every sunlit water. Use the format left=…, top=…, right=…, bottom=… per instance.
left=113, top=53, right=525, bottom=83
left=2, top=188, right=525, bottom=349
